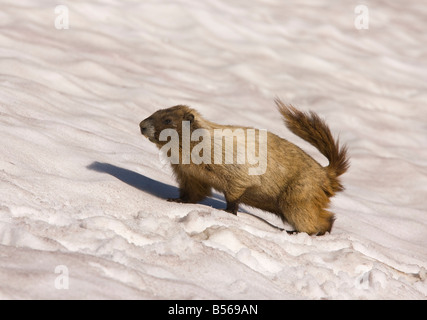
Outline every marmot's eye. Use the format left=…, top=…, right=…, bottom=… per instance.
left=163, top=119, right=172, bottom=125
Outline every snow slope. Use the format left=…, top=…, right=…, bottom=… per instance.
left=0, top=0, right=426, bottom=299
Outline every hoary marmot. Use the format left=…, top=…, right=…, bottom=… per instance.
left=139, top=99, right=349, bottom=235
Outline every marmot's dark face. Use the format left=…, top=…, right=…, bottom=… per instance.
left=139, top=105, right=195, bottom=146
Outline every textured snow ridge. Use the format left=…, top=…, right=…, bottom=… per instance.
left=0, top=0, right=426, bottom=299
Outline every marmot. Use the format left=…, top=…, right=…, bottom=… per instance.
left=139, top=99, right=349, bottom=235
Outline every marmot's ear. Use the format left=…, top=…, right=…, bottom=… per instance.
left=184, top=112, right=194, bottom=123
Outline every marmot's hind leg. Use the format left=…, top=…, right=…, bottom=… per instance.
left=278, top=189, right=335, bottom=236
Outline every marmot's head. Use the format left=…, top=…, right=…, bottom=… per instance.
left=139, top=105, right=197, bottom=146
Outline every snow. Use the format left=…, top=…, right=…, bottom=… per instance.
left=0, top=0, right=426, bottom=299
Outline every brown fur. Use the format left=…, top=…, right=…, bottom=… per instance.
left=139, top=99, right=349, bottom=235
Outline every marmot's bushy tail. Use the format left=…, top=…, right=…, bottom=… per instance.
left=275, top=98, right=349, bottom=193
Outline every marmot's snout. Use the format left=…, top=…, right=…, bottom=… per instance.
left=139, top=118, right=155, bottom=140
left=139, top=120, right=147, bottom=135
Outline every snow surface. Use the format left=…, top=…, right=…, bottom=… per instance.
left=0, top=0, right=426, bottom=299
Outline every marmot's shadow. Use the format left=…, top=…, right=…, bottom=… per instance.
left=86, top=161, right=226, bottom=209
left=87, top=162, right=285, bottom=232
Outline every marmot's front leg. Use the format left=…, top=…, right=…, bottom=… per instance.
left=223, top=186, right=246, bottom=215
left=225, top=200, right=239, bottom=215
left=168, top=173, right=211, bottom=203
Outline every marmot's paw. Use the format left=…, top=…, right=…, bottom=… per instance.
left=167, top=198, right=186, bottom=203
left=285, top=230, right=298, bottom=235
